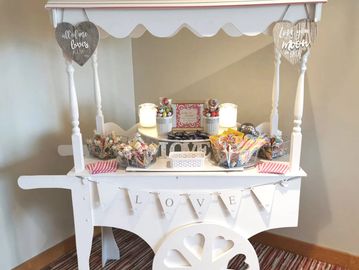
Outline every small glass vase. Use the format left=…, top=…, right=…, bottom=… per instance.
left=203, top=116, right=219, bottom=135
left=156, top=116, right=173, bottom=136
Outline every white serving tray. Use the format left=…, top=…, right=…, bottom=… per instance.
left=125, top=157, right=245, bottom=172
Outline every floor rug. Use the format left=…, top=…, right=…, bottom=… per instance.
left=42, top=229, right=346, bottom=270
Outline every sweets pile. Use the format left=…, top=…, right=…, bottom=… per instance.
left=116, top=133, right=158, bottom=168
left=87, top=131, right=125, bottom=160
left=210, top=129, right=268, bottom=168
left=157, top=97, right=173, bottom=118
left=258, top=136, right=288, bottom=160
left=203, top=99, right=219, bottom=118
left=168, top=130, right=209, bottom=140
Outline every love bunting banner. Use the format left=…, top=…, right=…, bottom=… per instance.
left=219, top=191, right=242, bottom=218
left=93, top=178, right=291, bottom=220
left=127, top=190, right=151, bottom=214
left=251, top=184, right=277, bottom=213
left=157, top=192, right=182, bottom=220
left=188, top=193, right=212, bottom=219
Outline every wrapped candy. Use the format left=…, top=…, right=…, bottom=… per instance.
left=117, top=133, right=159, bottom=168
left=87, top=131, right=125, bottom=160
left=203, top=98, right=219, bottom=118
left=258, top=136, right=289, bottom=160
left=210, top=129, right=268, bottom=168
left=238, top=123, right=260, bottom=137
left=157, top=97, right=173, bottom=118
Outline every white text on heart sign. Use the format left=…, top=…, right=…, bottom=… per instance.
left=62, top=30, right=90, bottom=50
left=279, top=27, right=311, bottom=51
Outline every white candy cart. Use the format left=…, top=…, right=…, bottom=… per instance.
left=18, top=1, right=326, bottom=269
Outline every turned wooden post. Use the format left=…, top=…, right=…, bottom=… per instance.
left=290, top=51, right=310, bottom=172
left=65, top=58, right=85, bottom=173
left=270, top=48, right=282, bottom=137
left=92, top=50, right=105, bottom=134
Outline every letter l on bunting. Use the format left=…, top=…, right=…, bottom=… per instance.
left=127, top=190, right=151, bottom=215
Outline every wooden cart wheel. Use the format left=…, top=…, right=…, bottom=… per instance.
left=153, top=223, right=259, bottom=270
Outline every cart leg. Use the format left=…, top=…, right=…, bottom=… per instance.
left=74, top=224, right=93, bottom=270
left=72, top=183, right=94, bottom=270
left=102, top=227, right=120, bottom=267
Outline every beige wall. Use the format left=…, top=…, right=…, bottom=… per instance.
left=0, top=0, right=135, bottom=269
left=132, top=0, right=359, bottom=256
left=0, top=0, right=358, bottom=269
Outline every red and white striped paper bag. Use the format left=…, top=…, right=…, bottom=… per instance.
left=86, top=159, right=118, bottom=174
left=257, top=161, right=289, bottom=174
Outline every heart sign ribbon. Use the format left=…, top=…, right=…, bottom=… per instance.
left=273, top=19, right=317, bottom=65
left=55, top=21, right=99, bottom=66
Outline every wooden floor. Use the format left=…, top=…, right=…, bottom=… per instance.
left=40, top=228, right=347, bottom=270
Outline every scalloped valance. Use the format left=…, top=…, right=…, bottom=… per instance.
left=47, top=0, right=325, bottom=38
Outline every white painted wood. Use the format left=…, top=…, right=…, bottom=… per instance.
left=92, top=50, right=105, bottom=135
left=153, top=223, right=259, bottom=269
left=71, top=180, right=94, bottom=270
left=270, top=48, right=281, bottom=137
left=314, top=3, right=323, bottom=22
left=101, top=227, right=120, bottom=267
left=18, top=173, right=302, bottom=269
left=65, top=58, right=85, bottom=173
left=18, top=175, right=80, bottom=190
left=289, top=51, right=310, bottom=172
left=52, top=4, right=322, bottom=38
left=46, top=0, right=327, bottom=9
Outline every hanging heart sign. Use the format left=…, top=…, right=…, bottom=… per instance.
left=55, top=21, right=99, bottom=66
left=273, top=19, right=317, bottom=65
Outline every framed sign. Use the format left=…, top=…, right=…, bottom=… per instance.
left=173, top=102, right=204, bottom=129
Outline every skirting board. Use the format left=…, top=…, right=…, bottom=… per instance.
left=13, top=228, right=101, bottom=270
left=251, top=232, right=359, bottom=269
left=13, top=230, right=359, bottom=270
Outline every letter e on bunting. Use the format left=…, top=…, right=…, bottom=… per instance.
left=158, top=192, right=181, bottom=220
left=55, top=22, right=99, bottom=66
left=188, top=193, right=212, bottom=219
left=127, top=190, right=151, bottom=215
left=273, top=19, right=317, bottom=64
left=219, top=191, right=242, bottom=218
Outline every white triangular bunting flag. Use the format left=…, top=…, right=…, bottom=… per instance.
left=127, top=190, right=151, bottom=214
left=96, top=182, right=119, bottom=209
left=219, top=191, right=242, bottom=218
left=251, top=184, right=276, bottom=213
left=188, top=193, right=212, bottom=219
left=158, top=192, right=181, bottom=220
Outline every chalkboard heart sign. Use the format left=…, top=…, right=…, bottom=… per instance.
left=55, top=21, right=99, bottom=66
left=273, top=19, right=317, bottom=65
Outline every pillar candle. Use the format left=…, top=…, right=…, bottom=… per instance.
left=219, top=103, right=238, bottom=128
left=139, top=103, right=157, bottom=127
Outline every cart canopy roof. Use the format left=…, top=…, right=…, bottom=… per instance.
left=46, top=0, right=326, bottom=38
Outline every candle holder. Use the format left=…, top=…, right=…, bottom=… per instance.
left=219, top=103, right=238, bottom=128
left=139, top=103, right=157, bottom=128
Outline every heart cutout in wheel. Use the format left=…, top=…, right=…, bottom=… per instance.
left=213, top=236, right=234, bottom=260
left=183, top=233, right=205, bottom=259
left=164, top=249, right=191, bottom=268
left=55, top=21, right=99, bottom=66
left=273, top=19, right=317, bottom=65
